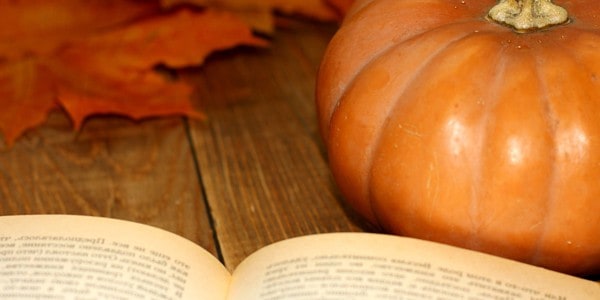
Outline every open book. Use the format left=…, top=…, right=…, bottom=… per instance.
left=0, top=215, right=597, bottom=299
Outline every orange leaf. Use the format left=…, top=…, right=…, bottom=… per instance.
left=0, top=60, right=57, bottom=145
left=0, top=3, right=266, bottom=144
left=0, top=0, right=161, bottom=60
left=53, top=7, right=267, bottom=129
left=162, top=0, right=270, bottom=11
left=162, top=0, right=343, bottom=33
left=0, top=0, right=349, bottom=145
left=268, top=0, right=340, bottom=21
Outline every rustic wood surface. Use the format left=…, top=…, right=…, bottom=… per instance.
left=0, top=17, right=374, bottom=272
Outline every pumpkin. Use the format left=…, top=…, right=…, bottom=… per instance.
left=316, top=0, right=600, bottom=275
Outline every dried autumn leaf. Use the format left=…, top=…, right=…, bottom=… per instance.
left=1, top=0, right=354, bottom=145
left=162, top=0, right=343, bottom=32
left=0, top=0, right=161, bottom=60
left=0, top=0, right=160, bottom=144
left=56, top=8, right=266, bottom=129
left=268, top=0, right=340, bottom=20
left=0, top=3, right=265, bottom=145
left=161, top=0, right=271, bottom=32
left=0, top=60, right=57, bottom=144
left=162, top=0, right=269, bottom=12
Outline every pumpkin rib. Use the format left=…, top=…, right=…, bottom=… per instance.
left=326, top=19, right=497, bottom=142
left=528, top=33, right=592, bottom=268
left=326, top=22, right=496, bottom=226
left=364, top=30, right=507, bottom=233
left=551, top=28, right=600, bottom=81
left=324, top=19, right=484, bottom=136
left=468, top=44, right=511, bottom=250
left=367, top=32, right=476, bottom=230
left=318, top=1, right=499, bottom=139
left=477, top=46, right=559, bottom=262
left=529, top=46, right=561, bottom=266
left=529, top=31, right=600, bottom=273
left=416, top=33, right=514, bottom=245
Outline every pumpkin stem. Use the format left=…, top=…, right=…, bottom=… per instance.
left=488, top=0, right=569, bottom=32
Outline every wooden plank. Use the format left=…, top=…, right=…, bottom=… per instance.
left=186, top=18, right=375, bottom=271
left=0, top=111, right=218, bottom=256
left=260, top=18, right=340, bottom=143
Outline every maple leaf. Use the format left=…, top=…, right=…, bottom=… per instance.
left=54, top=8, right=266, bottom=130
left=0, top=0, right=354, bottom=145
left=0, top=60, right=57, bottom=145
left=162, top=0, right=346, bottom=33
left=0, top=0, right=161, bottom=60
left=0, top=1, right=265, bottom=145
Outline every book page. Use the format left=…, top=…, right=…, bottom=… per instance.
left=227, top=232, right=600, bottom=300
left=0, top=214, right=230, bottom=300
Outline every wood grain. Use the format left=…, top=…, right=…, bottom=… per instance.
left=0, top=111, right=217, bottom=256
left=0, top=17, right=373, bottom=270
left=185, top=18, right=374, bottom=270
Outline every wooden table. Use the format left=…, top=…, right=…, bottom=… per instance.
left=0, top=17, right=375, bottom=272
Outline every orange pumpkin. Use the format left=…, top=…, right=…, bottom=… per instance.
left=316, top=0, right=600, bottom=275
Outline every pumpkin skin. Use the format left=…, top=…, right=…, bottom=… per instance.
left=316, top=0, right=600, bottom=275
